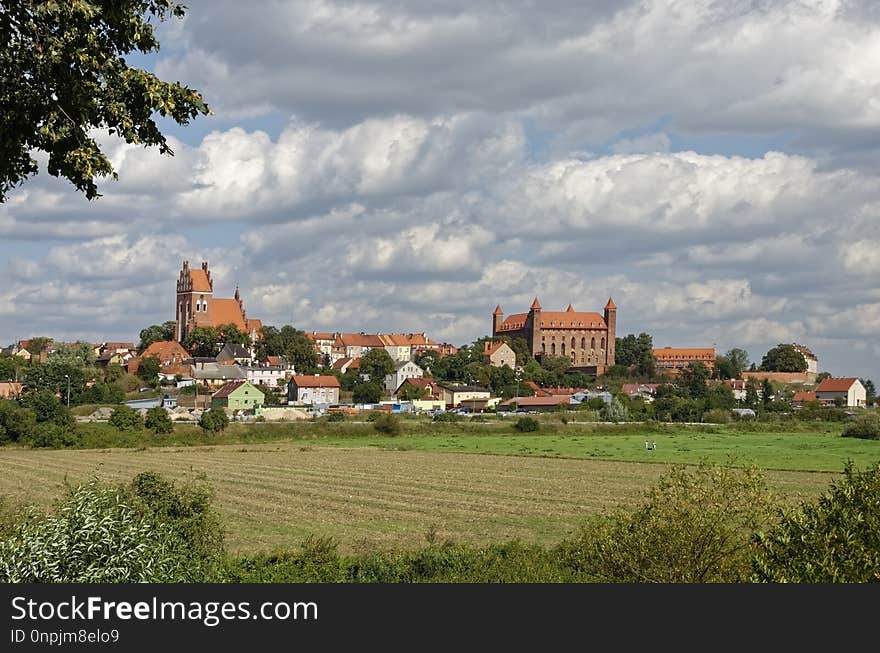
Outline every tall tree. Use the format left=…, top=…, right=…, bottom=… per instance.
left=0, top=0, right=209, bottom=201
left=359, top=348, right=395, bottom=383
left=725, top=348, right=749, bottom=378
left=760, top=344, right=807, bottom=373
left=138, top=321, right=176, bottom=353
left=183, top=326, right=220, bottom=358
left=258, top=325, right=318, bottom=374
left=679, top=362, right=710, bottom=399
left=861, top=378, right=876, bottom=407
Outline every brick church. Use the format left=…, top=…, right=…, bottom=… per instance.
left=175, top=261, right=263, bottom=343
left=492, top=297, right=617, bottom=374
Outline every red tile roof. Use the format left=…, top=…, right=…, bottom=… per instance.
left=653, top=348, right=716, bottom=359
left=816, top=377, right=860, bottom=393
left=209, top=298, right=248, bottom=331
left=792, top=391, right=817, bottom=402
left=497, top=310, right=608, bottom=332
left=502, top=395, right=570, bottom=407
left=188, top=268, right=213, bottom=292
left=605, top=297, right=617, bottom=310
left=141, top=340, right=190, bottom=365
left=483, top=341, right=508, bottom=356
left=289, top=375, right=341, bottom=388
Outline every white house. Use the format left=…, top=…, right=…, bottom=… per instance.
left=243, top=365, right=287, bottom=388
left=385, top=360, right=424, bottom=392
left=484, top=341, right=516, bottom=368
left=287, top=375, right=341, bottom=405
left=815, top=377, right=866, bottom=407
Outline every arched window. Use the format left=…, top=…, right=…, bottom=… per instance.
left=571, top=337, right=576, bottom=351
left=561, top=342, right=566, bottom=356
left=591, top=337, right=596, bottom=349
left=542, top=343, right=546, bottom=354
left=551, top=343, right=556, bottom=355
left=581, top=337, right=586, bottom=350
left=601, top=337, right=605, bottom=350
left=195, top=301, right=200, bottom=313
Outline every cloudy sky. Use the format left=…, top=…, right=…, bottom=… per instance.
left=3, top=0, right=880, bottom=378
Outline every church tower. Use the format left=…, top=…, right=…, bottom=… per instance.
left=604, top=297, right=617, bottom=369
left=175, top=261, right=214, bottom=342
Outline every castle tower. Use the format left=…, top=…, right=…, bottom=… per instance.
left=492, top=305, right=504, bottom=337
left=175, top=260, right=214, bottom=342
left=604, top=297, right=617, bottom=369
left=528, top=296, right=542, bottom=359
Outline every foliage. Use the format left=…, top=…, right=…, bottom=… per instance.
left=703, top=408, right=732, bottom=424
left=414, top=350, right=441, bottom=374
left=397, top=383, right=427, bottom=401
left=744, top=378, right=760, bottom=410
left=841, top=413, right=880, bottom=440
left=199, top=409, right=229, bottom=433
left=760, top=344, right=807, bottom=373
left=373, top=413, right=402, bottom=436
left=19, top=389, right=74, bottom=427
left=514, top=416, right=540, bottom=432
left=752, top=461, right=880, bottom=582
left=0, top=472, right=224, bottom=582
left=680, top=362, right=710, bottom=399
left=0, top=399, right=36, bottom=444
left=137, top=356, right=161, bottom=384
left=144, top=407, right=173, bottom=434
left=182, top=326, right=222, bottom=357
left=0, top=0, right=209, bottom=201
left=614, top=333, right=656, bottom=377
left=108, top=405, right=143, bottom=432
left=561, top=465, right=776, bottom=582
left=257, top=325, right=318, bottom=373
left=715, top=348, right=749, bottom=380
left=360, top=348, right=396, bottom=382
left=324, top=411, right=346, bottom=423
left=861, top=378, right=876, bottom=407
left=432, top=411, right=463, bottom=423
left=600, top=397, right=629, bottom=422
left=137, top=322, right=176, bottom=353
left=79, top=381, right=125, bottom=405
left=24, top=422, right=80, bottom=448
left=352, top=382, right=382, bottom=404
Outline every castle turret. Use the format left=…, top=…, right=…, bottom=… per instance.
left=492, top=305, right=504, bottom=336
left=529, top=296, right=542, bottom=359
left=604, top=297, right=617, bottom=369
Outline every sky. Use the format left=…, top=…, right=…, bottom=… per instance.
left=2, top=0, right=880, bottom=379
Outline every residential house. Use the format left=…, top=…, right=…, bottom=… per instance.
left=438, top=383, right=491, bottom=408
left=815, top=378, right=866, bottom=407
left=379, top=334, right=413, bottom=362
left=791, top=344, right=819, bottom=375
left=385, top=360, right=424, bottom=392
left=242, top=365, right=286, bottom=388
left=212, top=380, right=265, bottom=412
left=502, top=395, right=570, bottom=411
left=306, top=332, right=339, bottom=360
left=0, top=382, right=23, bottom=399
left=191, top=362, right=247, bottom=389
left=722, top=379, right=747, bottom=401
left=99, top=342, right=135, bottom=357
left=484, top=341, right=516, bottom=368
left=266, top=355, right=293, bottom=371
left=621, top=383, right=659, bottom=399
left=791, top=391, right=817, bottom=406
left=288, top=375, right=341, bottom=405
left=1, top=343, right=31, bottom=362
left=217, top=343, right=253, bottom=366
left=332, top=357, right=361, bottom=375
left=140, top=340, right=190, bottom=368
left=336, top=333, right=385, bottom=360
left=395, top=377, right=442, bottom=400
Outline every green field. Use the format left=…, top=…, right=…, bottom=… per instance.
left=2, top=420, right=876, bottom=553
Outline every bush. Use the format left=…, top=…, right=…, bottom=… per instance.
left=0, top=399, right=36, bottom=444
left=514, top=417, right=539, bottom=432
left=199, top=409, right=229, bottom=433
left=108, top=405, right=143, bottom=432
left=145, top=407, right=174, bottom=434
left=559, top=464, right=776, bottom=582
left=25, top=422, right=79, bottom=448
left=600, top=397, right=629, bottom=422
left=752, top=461, right=880, bottom=582
left=841, top=413, right=880, bottom=440
left=432, top=411, right=462, bottom=423
left=703, top=408, right=732, bottom=424
left=373, top=413, right=402, bottom=436
left=325, top=411, right=345, bottom=422
left=0, top=472, right=225, bottom=582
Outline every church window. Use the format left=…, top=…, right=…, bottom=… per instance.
left=561, top=342, right=566, bottom=355
left=195, top=302, right=200, bottom=313
left=591, top=337, right=596, bottom=349
left=551, top=343, right=556, bottom=355
left=571, top=337, right=576, bottom=351
left=581, top=337, right=586, bottom=350
left=601, top=337, right=605, bottom=350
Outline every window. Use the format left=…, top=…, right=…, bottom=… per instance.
left=571, top=337, right=576, bottom=351
left=561, top=342, right=566, bottom=355
left=581, top=337, right=586, bottom=350
left=551, top=343, right=556, bottom=355
left=601, top=337, right=605, bottom=350
left=591, top=337, right=596, bottom=349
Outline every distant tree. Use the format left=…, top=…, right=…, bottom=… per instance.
left=258, top=326, right=318, bottom=374
left=815, top=371, right=832, bottom=383
left=540, top=355, right=571, bottom=386
left=109, top=405, right=143, bottom=432
left=679, top=362, right=710, bottom=400
left=137, top=356, right=160, bottom=385
left=0, top=0, right=209, bottom=202
left=199, top=409, right=228, bottom=433
left=706, top=384, right=736, bottom=410
left=860, top=378, right=876, bottom=407
left=761, top=378, right=774, bottom=408
left=744, top=378, right=760, bottom=410
left=414, top=349, right=441, bottom=374
left=726, top=348, right=749, bottom=378
left=183, top=327, right=221, bottom=358
left=19, top=390, right=73, bottom=428
left=144, top=407, right=173, bottom=434
left=0, top=355, right=16, bottom=381
left=508, top=337, right=533, bottom=367
left=360, top=349, right=395, bottom=383
left=601, top=397, right=629, bottom=422
left=352, top=382, right=382, bottom=404
left=215, top=324, right=250, bottom=347
left=47, top=342, right=96, bottom=367
left=103, top=363, right=126, bottom=383
left=397, top=384, right=426, bottom=401
left=23, top=337, right=52, bottom=355
left=0, top=399, right=36, bottom=444
left=615, top=333, right=655, bottom=376
left=138, top=322, right=176, bottom=353
left=760, top=344, right=807, bottom=373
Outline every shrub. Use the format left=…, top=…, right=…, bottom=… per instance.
left=432, top=411, right=462, bottom=423
left=199, top=409, right=229, bottom=433
left=108, top=405, right=143, bottom=432
left=560, top=464, right=776, bottom=582
left=600, top=397, right=629, bottom=422
left=373, top=413, right=402, bottom=436
left=514, top=417, right=539, bottom=432
left=24, top=423, right=79, bottom=448
left=325, top=411, right=345, bottom=422
left=145, top=407, right=173, bottom=434
left=703, top=408, right=732, bottom=424
left=0, top=473, right=225, bottom=582
left=0, top=399, right=36, bottom=444
left=752, top=461, right=880, bottom=583
left=841, top=413, right=880, bottom=440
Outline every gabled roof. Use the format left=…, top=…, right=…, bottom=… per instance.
left=396, top=376, right=441, bottom=396
left=816, top=377, right=860, bottom=393
left=289, top=375, right=341, bottom=388
left=653, top=348, right=716, bottom=358
left=792, top=391, right=817, bottom=402
left=530, top=297, right=542, bottom=310
left=496, top=311, right=608, bottom=332
left=187, top=267, right=213, bottom=292
left=338, top=333, right=385, bottom=348
left=210, top=299, right=249, bottom=332
left=191, top=363, right=246, bottom=380
left=218, top=343, right=251, bottom=359
left=141, top=340, right=189, bottom=364
left=212, top=380, right=250, bottom=399
left=484, top=341, right=511, bottom=357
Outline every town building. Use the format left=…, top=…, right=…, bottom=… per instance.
left=191, top=361, right=247, bottom=388
left=492, top=297, right=617, bottom=374
left=0, top=382, right=23, bottom=399
left=217, top=343, right=253, bottom=366
left=484, top=341, right=516, bottom=368
left=211, top=380, right=265, bottom=412
left=438, top=383, right=491, bottom=408
left=653, top=347, right=716, bottom=373
left=815, top=377, right=866, bottom=408
left=288, top=375, right=341, bottom=405
left=385, top=360, right=424, bottom=392
left=394, top=377, right=442, bottom=400
left=140, top=340, right=190, bottom=368
left=242, top=366, right=287, bottom=388
left=175, top=261, right=263, bottom=343
left=791, top=344, right=819, bottom=375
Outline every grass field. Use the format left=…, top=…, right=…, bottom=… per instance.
left=0, top=441, right=846, bottom=553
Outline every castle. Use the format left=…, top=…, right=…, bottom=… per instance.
left=492, top=297, right=616, bottom=374
left=175, top=261, right=262, bottom=343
